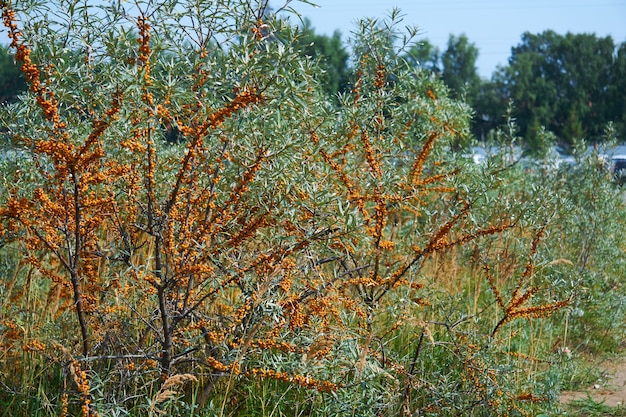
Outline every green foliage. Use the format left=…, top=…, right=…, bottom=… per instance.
left=402, top=33, right=486, bottom=142
left=608, top=43, right=626, bottom=136
left=441, top=33, right=480, bottom=102
left=1, top=2, right=626, bottom=417
left=472, top=74, right=508, bottom=141
left=401, top=29, right=625, bottom=146
left=505, top=31, right=620, bottom=144
left=294, top=19, right=350, bottom=99
left=552, top=147, right=626, bottom=353
left=0, top=45, right=26, bottom=103
left=566, top=397, right=626, bottom=417
left=402, top=39, right=441, bottom=73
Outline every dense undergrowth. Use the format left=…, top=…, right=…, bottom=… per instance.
left=0, top=1, right=625, bottom=416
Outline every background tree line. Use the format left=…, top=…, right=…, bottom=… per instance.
left=1, top=21, right=624, bottom=151
left=294, top=24, right=626, bottom=152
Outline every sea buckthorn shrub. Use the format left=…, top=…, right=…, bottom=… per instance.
left=536, top=137, right=626, bottom=356
left=0, top=1, right=589, bottom=416
left=445, top=122, right=626, bottom=402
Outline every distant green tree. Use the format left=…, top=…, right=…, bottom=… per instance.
left=295, top=19, right=350, bottom=99
left=608, top=42, right=626, bottom=137
left=0, top=45, right=26, bottom=103
left=562, top=106, right=585, bottom=144
left=556, top=33, right=614, bottom=141
left=401, top=34, right=504, bottom=143
left=441, top=34, right=480, bottom=102
left=505, top=31, right=616, bottom=144
left=504, top=32, right=559, bottom=141
left=402, top=39, right=440, bottom=73
left=438, top=34, right=497, bottom=143
left=472, top=71, right=508, bottom=141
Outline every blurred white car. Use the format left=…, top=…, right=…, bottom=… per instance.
left=611, top=154, right=626, bottom=183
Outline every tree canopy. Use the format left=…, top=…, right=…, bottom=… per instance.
left=0, top=45, right=25, bottom=103
left=441, top=34, right=480, bottom=102
left=293, top=19, right=350, bottom=98
left=402, top=29, right=626, bottom=148
left=504, top=30, right=619, bottom=146
left=2, top=13, right=623, bottom=147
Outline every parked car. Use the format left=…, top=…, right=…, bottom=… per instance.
left=611, top=155, right=626, bottom=184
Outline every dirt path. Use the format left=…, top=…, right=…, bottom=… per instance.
left=560, top=359, right=626, bottom=408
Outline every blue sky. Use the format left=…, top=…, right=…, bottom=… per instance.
left=285, top=0, right=626, bottom=78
